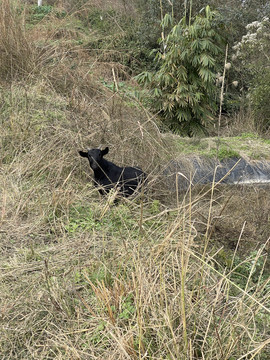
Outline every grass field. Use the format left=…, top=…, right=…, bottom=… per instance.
left=0, top=1, right=269, bottom=359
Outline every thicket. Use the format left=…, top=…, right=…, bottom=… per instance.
left=136, top=6, right=223, bottom=136
left=0, top=1, right=270, bottom=359
left=10, top=0, right=270, bottom=137
left=232, top=16, right=270, bottom=131
left=135, top=0, right=270, bottom=135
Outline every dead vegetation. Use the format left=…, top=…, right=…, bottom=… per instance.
left=0, top=1, right=269, bottom=359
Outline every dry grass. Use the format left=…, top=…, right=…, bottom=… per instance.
left=0, top=0, right=35, bottom=79
left=218, top=108, right=260, bottom=137
left=1, top=175, right=269, bottom=358
left=0, top=2, right=269, bottom=359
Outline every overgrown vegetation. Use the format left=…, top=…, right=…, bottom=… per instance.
left=136, top=6, right=223, bottom=135
left=0, top=1, right=269, bottom=359
left=232, top=16, right=270, bottom=130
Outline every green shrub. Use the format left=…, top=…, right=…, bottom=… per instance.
left=81, top=8, right=154, bottom=72
left=249, top=70, right=270, bottom=130
left=29, top=5, right=67, bottom=23
left=212, top=146, right=240, bottom=160
left=232, top=16, right=270, bottom=130
left=136, top=6, right=223, bottom=136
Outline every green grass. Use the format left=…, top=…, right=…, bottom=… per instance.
left=28, top=4, right=67, bottom=24
left=210, top=146, right=240, bottom=160
left=65, top=203, right=139, bottom=234
left=170, top=135, right=270, bottom=160
left=239, top=132, right=259, bottom=139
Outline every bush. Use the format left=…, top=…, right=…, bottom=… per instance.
left=82, top=7, right=155, bottom=73
left=136, top=6, right=223, bottom=136
left=249, top=70, right=270, bottom=130
left=232, top=16, right=270, bottom=130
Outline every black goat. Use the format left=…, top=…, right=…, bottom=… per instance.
left=79, top=147, right=146, bottom=197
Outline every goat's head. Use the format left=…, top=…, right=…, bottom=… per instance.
left=79, top=147, right=109, bottom=170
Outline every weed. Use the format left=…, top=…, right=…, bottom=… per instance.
left=118, top=294, right=135, bottom=320
left=241, top=132, right=259, bottom=139
left=65, top=203, right=138, bottom=235
left=30, top=5, right=53, bottom=23
left=89, top=320, right=107, bottom=345
left=262, top=138, right=270, bottom=144
left=217, top=248, right=269, bottom=293
left=150, top=200, right=160, bottom=214
left=0, top=1, right=269, bottom=359
left=65, top=205, right=100, bottom=233
left=210, top=145, right=240, bottom=160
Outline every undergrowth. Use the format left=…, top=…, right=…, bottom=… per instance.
left=1, top=187, right=269, bottom=359
left=0, top=1, right=269, bottom=359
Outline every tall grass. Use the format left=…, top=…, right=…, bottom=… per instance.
left=0, top=2, right=269, bottom=359
left=1, top=84, right=269, bottom=358
left=1, top=168, right=269, bottom=358
left=0, top=0, right=35, bottom=79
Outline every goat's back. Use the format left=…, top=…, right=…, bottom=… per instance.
left=99, top=163, right=146, bottom=196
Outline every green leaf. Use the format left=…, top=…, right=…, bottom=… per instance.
left=134, top=71, right=153, bottom=85
left=162, top=13, right=173, bottom=28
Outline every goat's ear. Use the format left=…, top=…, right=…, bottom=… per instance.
left=101, top=147, right=109, bottom=156
left=79, top=151, right=88, bottom=158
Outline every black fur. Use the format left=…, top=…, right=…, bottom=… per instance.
left=79, top=147, right=146, bottom=197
